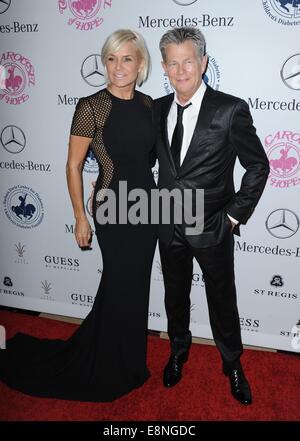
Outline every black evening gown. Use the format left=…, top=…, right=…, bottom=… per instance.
left=0, top=89, right=157, bottom=402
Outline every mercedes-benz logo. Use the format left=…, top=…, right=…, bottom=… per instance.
left=265, top=209, right=299, bottom=239
left=172, top=0, right=198, bottom=5
left=1, top=125, right=26, bottom=153
left=0, top=0, right=11, bottom=14
left=81, top=55, right=105, bottom=87
left=280, top=54, right=300, bottom=90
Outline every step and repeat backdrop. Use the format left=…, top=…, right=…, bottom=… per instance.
left=1, top=0, right=300, bottom=352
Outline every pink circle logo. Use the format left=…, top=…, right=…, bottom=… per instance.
left=58, top=0, right=112, bottom=31
left=0, top=52, right=35, bottom=105
left=265, top=130, right=300, bottom=188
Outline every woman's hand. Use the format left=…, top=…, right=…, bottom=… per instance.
left=75, top=217, right=92, bottom=248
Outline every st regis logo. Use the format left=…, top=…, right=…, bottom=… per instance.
left=265, top=130, right=300, bottom=188
left=58, top=0, right=112, bottom=31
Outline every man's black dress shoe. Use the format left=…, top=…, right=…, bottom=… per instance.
left=224, top=367, right=252, bottom=405
left=163, top=351, right=188, bottom=388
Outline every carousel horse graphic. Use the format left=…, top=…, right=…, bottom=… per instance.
left=5, top=66, right=23, bottom=92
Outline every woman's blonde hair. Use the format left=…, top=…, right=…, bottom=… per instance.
left=101, top=29, right=151, bottom=86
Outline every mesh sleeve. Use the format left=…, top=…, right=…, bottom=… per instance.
left=70, top=98, right=95, bottom=138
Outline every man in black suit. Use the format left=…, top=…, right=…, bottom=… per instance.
left=155, top=27, right=270, bottom=405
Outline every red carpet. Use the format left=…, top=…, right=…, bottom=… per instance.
left=0, top=310, right=299, bottom=421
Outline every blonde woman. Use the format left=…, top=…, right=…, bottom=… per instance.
left=0, top=30, right=157, bottom=402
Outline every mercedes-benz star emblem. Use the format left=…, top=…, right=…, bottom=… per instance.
left=280, top=54, right=300, bottom=90
left=0, top=0, right=11, bottom=14
left=81, top=55, right=105, bottom=87
left=265, top=209, right=299, bottom=239
left=172, top=0, right=198, bottom=5
left=1, top=125, right=26, bottom=153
